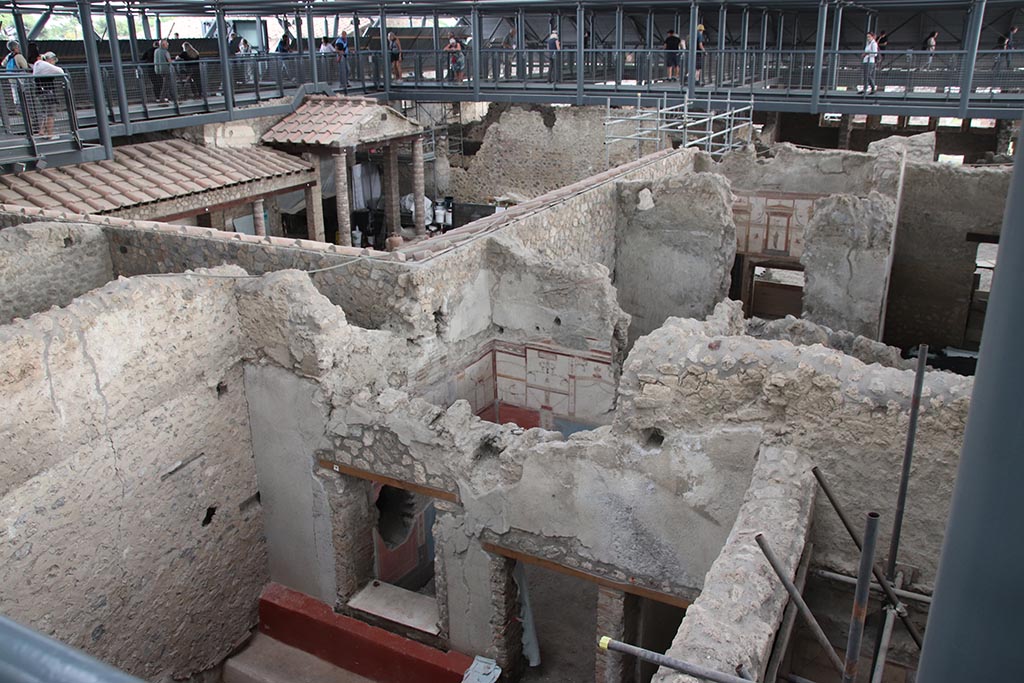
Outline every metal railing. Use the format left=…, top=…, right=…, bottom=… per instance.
left=0, top=73, right=84, bottom=163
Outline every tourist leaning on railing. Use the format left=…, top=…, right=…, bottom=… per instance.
left=32, top=51, right=64, bottom=138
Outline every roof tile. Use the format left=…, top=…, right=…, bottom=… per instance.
left=2, top=139, right=313, bottom=215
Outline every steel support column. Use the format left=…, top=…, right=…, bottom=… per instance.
left=645, top=9, right=654, bottom=86
left=12, top=10, right=29, bottom=53
left=255, top=15, right=266, bottom=52
left=353, top=13, right=362, bottom=83
left=155, top=13, right=161, bottom=39
left=27, top=9, right=52, bottom=41
left=916, top=135, right=1024, bottom=683
left=740, top=7, right=750, bottom=85
left=576, top=3, right=585, bottom=104
left=216, top=9, right=234, bottom=114
left=306, top=3, right=318, bottom=83
left=810, top=0, right=828, bottom=113
left=687, top=1, right=698, bottom=98
left=830, top=3, right=844, bottom=90
left=105, top=4, right=132, bottom=131
left=516, top=8, right=525, bottom=81
left=471, top=6, right=481, bottom=98
left=379, top=5, right=389, bottom=95
left=77, top=0, right=113, bottom=159
left=126, top=11, right=140, bottom=62
left=140, top=9, right=152, bottom=41
left=717, top=4, right=726, bottom=86
left=759, top=10, right=769, bottom=82
left=615, top=5, right=624, bottom=85
left=778, top=13, right=785, bottom=50
left=958, top=0, right=987, bottom=116
left=432, top=11, right=441, bottom=82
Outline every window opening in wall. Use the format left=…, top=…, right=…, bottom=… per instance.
left=965, top=242, right=997, bottom=351
left=348, top=484, right=440, bottom=635
left=938, top=117, right=963, bottom=128
left=880, top=115, right=900, bottom=126
left=938, top=154, right=966, bottom=165
left=971, top=118, right=997, bottom=129
left=908, top=116, right=931, bottom=127
left=750, top=265, right=804, bottom=320
left=373, top=484, right=437, bottom=593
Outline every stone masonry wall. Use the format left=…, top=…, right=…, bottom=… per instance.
left=697, top=144, right=879, bottom=196
left=448, top=105, right=659, bottom=203
left=0, top=267, right=267, bottom=680
left=618, top=300, right=973, bottom=592
left=615, top=173, right=737, bottom=344
left=0, top=222, right=114, bottom=324
left=801, top=192, right=899, bottom=340
left=652, top=446, right=816, bottom=683
left=884, top=162, right=1012, bottom=349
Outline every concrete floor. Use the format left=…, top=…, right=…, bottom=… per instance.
left=520, top=563, right=598, bottom=683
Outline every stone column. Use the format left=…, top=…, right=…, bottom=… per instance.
left=303, top=152, right=326, bottom=242
left=412, top=136, right=427, bottom=236
left=595, top=587, right=639, bottom=683
left=384, top=142, right=402, bottom=249
left=334, top=149, right=351, bottom=246
left=252, top=198, right=266, bottom=236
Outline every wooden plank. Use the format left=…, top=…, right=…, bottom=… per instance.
left=481, top=541, right=693, bottom=610
left=317, top=459, right=459, bottom=504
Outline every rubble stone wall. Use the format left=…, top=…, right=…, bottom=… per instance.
left=0, top=267, right=267, bottom=680
left=448, top=105, right=661, bottom=203
left=652, top=446, right=816, bottom=683
left=619, top=301, right=973, bottom=592
left=615, top=173, right=737, bottom=343
left=0, top=222, right=114, bottom=323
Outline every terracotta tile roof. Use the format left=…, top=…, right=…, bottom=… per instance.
left=0, top=139, right=312, bottom=215
left=261, top=95, right=423, bottom=148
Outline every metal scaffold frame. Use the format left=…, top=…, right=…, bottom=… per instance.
left=603, top=91, right=754, bottom=166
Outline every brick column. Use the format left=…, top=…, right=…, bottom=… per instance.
left=252, top=198, right=266, bottom=236
left=412, top=136, right=426, bottom=236
left=385, top=142, right=402, bottom=238
left=334, top=149, right=351, bottom=246
left=323, top=473, right=375, bottom=602
left=303, top=152, right=325, bottom=242
left=595, top=587, right=639, bottom=683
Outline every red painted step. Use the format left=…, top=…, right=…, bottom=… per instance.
left=259, top=583, right=474, bottom=683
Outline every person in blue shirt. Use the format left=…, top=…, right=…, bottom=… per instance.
left=334, top=31, right=349, bottom=93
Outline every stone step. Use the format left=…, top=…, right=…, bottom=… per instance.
left=223, top=632, right=375, bottom=683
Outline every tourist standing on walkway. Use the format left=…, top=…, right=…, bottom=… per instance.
left=388, top=33, right=403, bottom=82
left=32, top=51, right=64, bottom=137
left=877, top=30, right=889, bottom=64
left=334, top=31, right=349, bottom=93
left=319, top=37, right=334, bottom=54
left=862, top=31, right=878, bottom=94
left=175, top=42, right=201, bottom=99
left=444, top=34, right=465, bottom=82
left=547, top=31, right=561, bottom=83
left=693, top=24, right=706, bottom=85
left=3, top=41, right=30, bottom=112
left=996, top=26, right=1018, bottom=71
left=664, top=29, right=682, bottom=82
left=924, top=31, right=938, bottom=68
left=153, top=39, right=173, bottom=104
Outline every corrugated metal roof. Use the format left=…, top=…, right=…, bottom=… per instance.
left=261, top=96, right=424, bottom=149
left=0, top=139, right=312, bottom=215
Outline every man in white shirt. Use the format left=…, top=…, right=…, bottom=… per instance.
left=862, top=32, right=878, bottom=95
left=32, top=52, right=65, bottom=137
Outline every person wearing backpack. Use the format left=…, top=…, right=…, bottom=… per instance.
left=3, top=41, right=30, bottom=108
